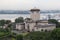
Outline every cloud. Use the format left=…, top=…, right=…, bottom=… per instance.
left=0, top=0, right=60, bottom=10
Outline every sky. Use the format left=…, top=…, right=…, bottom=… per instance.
left=0, top=0, right=60, bottom=10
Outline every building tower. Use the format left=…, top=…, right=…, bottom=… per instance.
left=30, top=8, right=40, bottom=21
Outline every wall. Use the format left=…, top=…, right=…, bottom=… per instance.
left=34, top=26, right=56, bottom=31
left=25, top=22, right=36, bottom=32
left=30, top=12, right=40, bottom=21
left=16, top=23, right=24, bottom=30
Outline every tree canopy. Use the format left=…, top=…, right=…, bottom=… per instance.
left=48, top=19, right=60, bottom=28
left=15, top=17, right=24, bottom=23
left=48, top=19, right=58, bottom=24
left=16, top=35, right=23, bottom=40
left=24, top=28, right=60, bottom=40
left=49, top=28, right=60, bottom=40
left=0, top=20, right=11, bottom=26
left=25, top=18, right=32, bottom=21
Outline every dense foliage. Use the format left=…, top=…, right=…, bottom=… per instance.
left=10, top=28, right=60, bottom=40
left=0, top=20, right=11, bottom=26
left=50, top=28, right=60, bottom=40
left=15, top=17, right=24, bottom=23
left=0, top=18, right=60, bottom=40
left=48, top=19, right=60, bottom=28
left=48, top=19, right=58, bottom=24
left=24, top=32, right=50, bottom=40
left=0, top=28, right=60, bottom=40
left=23, top=28, right=60, bottom=40
left=0, top=28, right=12, bottom=40
left=16, top=35, right=23, bottom=40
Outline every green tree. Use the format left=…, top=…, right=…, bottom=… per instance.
left=15, top=17, right=24, bottom=23
left=50, top=28, right=60, bottom=40
left=5, top=20, right=11, bottom=24
left=25, top=31, right=50, bottom=40
left=16, top=35, right=23, bottom=40
left=48, top=19, right=58, bottom=24
left=0, top=20, right=11, bottom=28
left=48, top=19, right=60, bottom=28
left=0, top=20, right=5, bottom=26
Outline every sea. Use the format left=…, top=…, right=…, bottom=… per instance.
left=0, top=13, right=60, bottom=22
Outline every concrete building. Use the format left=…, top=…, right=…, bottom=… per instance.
left=24, top=8, right=56, bottom=32
left=15, top=8, right=56, bottom=32
left=16, top=23, right=25, bottom=31
left=30, top=8, right=40, bottom=21
left=34, top=24, right=56, bottom=31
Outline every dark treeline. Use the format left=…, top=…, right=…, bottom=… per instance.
left=0, top=28, right=60, bottom=40
left=15, top=28, right=60, bottom=40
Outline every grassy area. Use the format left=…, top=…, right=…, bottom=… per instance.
left=0, top=32, right=5, bottom=36
left=0, top=32, right=9, bottom=37
left=12, top=38, right=16, bottom=40
left=0, top=28, right=10, bottom=38
left=21, top=32, right=29, bottom=36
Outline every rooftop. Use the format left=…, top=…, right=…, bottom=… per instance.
left=30, top=8, right=40, bottom=11
left=35, top=24, right=56, bottom=28
left=25, top=20, right=48, bottom=23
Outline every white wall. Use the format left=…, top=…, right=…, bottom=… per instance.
left=25, top=22, right=36, bottom=31
left=30, top=11, right=40, bottom=21
left=34, top=26, right=56, bottom=31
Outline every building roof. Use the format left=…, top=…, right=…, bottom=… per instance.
left=25, top=20, right=48, bottom=23
left=36, top=20, right=48, bottom=23
left=30, top=8, right=40, bottom=11
left=35, top=24, right=56, bottom=28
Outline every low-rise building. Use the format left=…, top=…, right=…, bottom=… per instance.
left=25, top=20, right=56, bottom=32
left=16, top=23, right=25, bottom=31
left=34, top=24, right=56, bottom=31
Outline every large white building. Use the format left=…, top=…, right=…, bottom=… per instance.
left=15, top=8, right=56, bottom=32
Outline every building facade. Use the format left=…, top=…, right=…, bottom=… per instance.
left=15, top=8, right=56, bottom=32
left=30, top=8, right=40, bottom=21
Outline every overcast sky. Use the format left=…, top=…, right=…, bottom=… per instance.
left=0, top=0, right=60, bottom=10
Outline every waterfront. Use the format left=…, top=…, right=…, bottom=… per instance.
left=0, top=13, right=60, bottom=22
